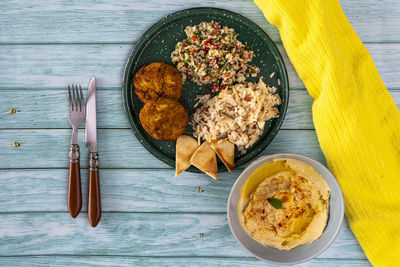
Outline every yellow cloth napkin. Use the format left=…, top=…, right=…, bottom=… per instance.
left=254, top=0, right=400, bottom=266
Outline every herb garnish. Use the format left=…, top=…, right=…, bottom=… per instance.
left=267, top=197, right=282, bottom=209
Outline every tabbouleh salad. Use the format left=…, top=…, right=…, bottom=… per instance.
left=171, top=21, right=260, bottom=89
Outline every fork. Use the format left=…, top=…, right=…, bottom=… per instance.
left=68, top=84, right=85, bottom=218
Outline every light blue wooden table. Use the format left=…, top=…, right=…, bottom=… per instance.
left=1, top=0, right=398, bottom=266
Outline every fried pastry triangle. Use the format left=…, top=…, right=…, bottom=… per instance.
left=175, top=135, right=199, bottom=177
left=210, top=139, right=235, bottom=172
left=190, top=142, right=218, bottom=179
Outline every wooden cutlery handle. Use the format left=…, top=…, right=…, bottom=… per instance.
left=68, top=144, right=82, bottom=218
left=88, top=152, right=101, bottom=227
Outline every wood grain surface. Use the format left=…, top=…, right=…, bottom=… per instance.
left=0, top=213, right=364, bottom=259
left=0, top=43, right=399, bottom=89
left=0, top=129, right=325, bottom=169
left=0, top=257, right=372, bottom=267
left=1, top=0, right=398, bottom=265
left=0, top=89, right=314, bottom=129
left=0, top=0, right=398, bottom=44
left=2, top=89, right=400, bottom=130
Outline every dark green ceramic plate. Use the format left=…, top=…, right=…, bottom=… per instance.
left=122, top=7, right=289, bottom=172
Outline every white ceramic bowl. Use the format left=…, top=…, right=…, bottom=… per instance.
left=227, top=153, right=344, bottom=265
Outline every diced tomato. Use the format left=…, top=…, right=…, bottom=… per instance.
left=235, top=44, right=240, bottom=49
left=205, top=39, right=221, bottom=49
left=211, top=83, right=219, bottom=92
left=201, top=75, right=209, bottom=81
left=189, top=47, right=196, bottom=54
left=210, top=59, right=216, bottom=67
left=181, top=43, right=187, bottom=48
left=247, top=53, right=252, bottom=60
left=238, top=66, right=243, bottom=71
left=191, top=35, right=199, bottom=42
left=204, top=39, right=214, bottom=47
left=222, top=72, right=231, bottom=78
left=211, top=22, right=220, bottom=29
left=220, top=85, right=226, bottom=90
left=252, top=124, right=257, bottom=129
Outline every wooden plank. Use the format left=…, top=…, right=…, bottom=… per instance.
left=0, top=129, right=325, bottom=169
left=0, top=0, right=398, bottom=44
left=0, top=169, right=241, bottom=213
left=0, top=256, right=371, bottom=267
left=0, top=89, right=131, bottom=129
left=3, top=88, right=400, bottom=130
left=0, top=89, right=315, bottom=130
left=0, top=43, right=399, bottom=89
left=8, top=167, right=375, bottom=213
left=0, top=213, right=365, bottom=259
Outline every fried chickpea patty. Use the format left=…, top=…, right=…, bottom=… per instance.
left=139, top=98, right=188, bottom=141
left=134, top=62, right=182, bottom=102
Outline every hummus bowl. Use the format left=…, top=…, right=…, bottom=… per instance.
left=227, top=153, right=344, bottom=265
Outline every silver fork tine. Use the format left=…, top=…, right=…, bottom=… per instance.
left=79, top=85, right=84, bottom=112
left=75, top=84, right=80, bottom=112
left=72, top=84, right=77, bottom=111
left=75, top=85, right=81, bottom=112
left=68, top=85, right=72, bottom=112
left=76, top=85, right=79, bottom=112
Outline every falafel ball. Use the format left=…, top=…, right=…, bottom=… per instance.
left=134, top=62, right=182, bottom=102
left=139, top=97, right=188, bottom=141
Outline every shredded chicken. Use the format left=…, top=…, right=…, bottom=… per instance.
left=192, top=77, right=281, bottom=154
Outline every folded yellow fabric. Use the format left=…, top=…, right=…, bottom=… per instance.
left=254, top=0, right=400, bottom=266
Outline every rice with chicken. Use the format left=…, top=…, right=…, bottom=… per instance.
left=192, top=78, right=281, bottom=154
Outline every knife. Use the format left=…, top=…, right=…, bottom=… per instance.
left=85, top=76, right=101, bottom=227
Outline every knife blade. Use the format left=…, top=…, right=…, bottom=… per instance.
left=85, top=76, right=101, bottom=227
left=85, top=76, right=97, bottom=153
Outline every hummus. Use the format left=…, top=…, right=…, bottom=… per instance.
left=238, top=158, right=330, bottom=250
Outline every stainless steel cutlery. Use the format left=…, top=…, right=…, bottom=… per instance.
left=67, top=78, right=101, bottom=227
left=67, top=84, right=85, bottom=218
left=85, top=77, right=101, bottom=227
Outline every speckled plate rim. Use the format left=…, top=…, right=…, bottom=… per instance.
left=227, top=153, right=345, bottom=265
left=122, top=7, right=290, bottom=170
